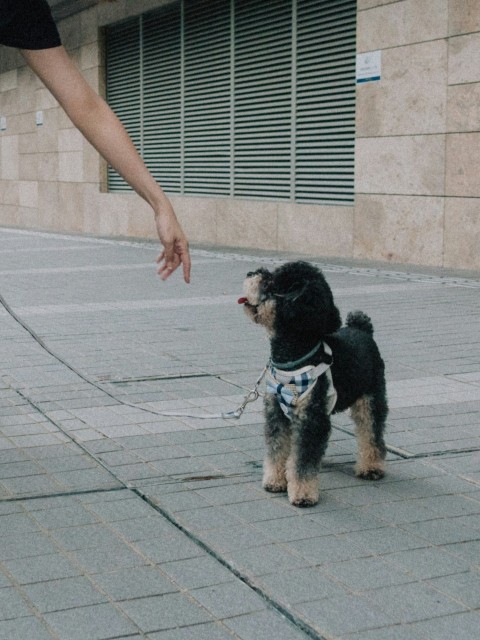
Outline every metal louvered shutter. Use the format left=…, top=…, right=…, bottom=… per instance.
left=143, top=6, right=182, bottom=193
left=234, top=0, right=292, bottom=199
left=105, top=18, right=141, bottom=191
left=296, top=0, right=356, bottom=204
left=105, top=0, right=357, bottom=204
left=184, top=0, right=231, bottom=195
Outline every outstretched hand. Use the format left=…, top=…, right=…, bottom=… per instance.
left=154, top=201, right=191, bottom=283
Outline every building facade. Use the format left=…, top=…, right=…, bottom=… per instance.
left=0, top=0, right=479, bottom=270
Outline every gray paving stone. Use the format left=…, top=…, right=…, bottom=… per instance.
left=160, top=556, right=234, bottom=589
left=119, top=593, right=212, bottom=633
left=133, top=534, right=204, bottom=564
left=3, top=553, right=81, bottom=585
left=23, top=576, right=107, bottom=612
left=92, top=566, right=178, bottom=601
left=227, top=543, right=309, bottom=576
left=44, top=602, right=139, bottom=640
left=198, top=523, right=275, bottom=553
left=0, top=616, right=56, bottom=640
left=322, top=556, right=414, bottom=591
left=0, top=587, right=32, bottom=620
left=287, top=534, right=371, bottom=566
left=147, top=622, right=236, bottom=640
left=69, top=542, right=146, bottom=574
left=0, top=571, right=11, bottom=588
left=342, top=526, right=430, bottom=555
left=191, top=581, right=265, bottom=619
left=110, top=515, right=179, bottom=541
left=87, top=498, right=156, bottom=522
left=400, top=517, right=480, bottom=545
left=148, top=490, right=210, bottom=512
left=386, top=546, right=471, bottom=579
left=296, top=594, right=396, bottom=636
left=0, top=531, right=58, bottom=561
left=31, top=505, right=100, bottom=529
left=410, top=611, right=480, bottom=640
left=225, top=610, right=311, bottom=640
left=428, top=570, right=480, bottom=608
left=258, top=566, right=347, bottom=604
left=222, top=498, right=294, bottom=523
left=175, top=506, right=245, bottom=532
left=50, top=523, right=122, bottom=550
left=364, top=582, right=468, bottom=624
left=338, top=623, right=430, bottom=640
left=0, top=474, right=64, bottom=496
left=0, top=513, right=39, bottom=536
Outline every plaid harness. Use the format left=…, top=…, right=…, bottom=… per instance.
left=266, top=342, right=337, bottom=420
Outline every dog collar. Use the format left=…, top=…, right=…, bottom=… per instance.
left=270, top=339, right=325, bottom=369
left=266, top=343, right=337, bottom=420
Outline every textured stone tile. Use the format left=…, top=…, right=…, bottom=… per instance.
left=23, top=576, right=107, bottom=613
left=147, top=622, right=235, bottom=640
left=159, top=556, right=233, bottom=590
left=0, top=617, right=55, bottom=640
left=119, top=593, right=212, bottom=633
left=428, top=571, right=480, bottom=608
left=91, top=566, right=178, bottom=601
left=364, top=582, right=468, bottom=623
left=191, top=581, right=265, bottom=619
left=69, top=542, right=146, bottom=574
left=225, top=610, right=310, bottom=640
left=297, top=594, right=395, bottom=636
left=0, top=587, right=32, bottom=620
left=44, top=603, right=138, bottom=640
left=3, top=554, right=81, bottom=585
left=258, top=567, right=347, bottom=604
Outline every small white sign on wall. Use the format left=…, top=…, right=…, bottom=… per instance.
left=356, top=50, right=381, bottom=84
left=35, top=110, right=44, bottom=126
left=0, top=116, right=6, bottom=131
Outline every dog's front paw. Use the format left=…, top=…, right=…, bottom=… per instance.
left=287, top=478, right=319, bottom=508
left=356, top=467, right=385, bottom=481
left=263, top=481, right=287, bottom=493
left=290, top=496, right=318, bottom=508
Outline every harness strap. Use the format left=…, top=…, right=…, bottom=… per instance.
left=266, top=342, right=337, bottom=420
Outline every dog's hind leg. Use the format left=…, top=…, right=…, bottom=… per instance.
left=351, top=393, right=387, bottom=480
left=263, top=395, right=291, bottom=493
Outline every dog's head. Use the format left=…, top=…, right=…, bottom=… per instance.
left=238, top=261, right=341, bottom=338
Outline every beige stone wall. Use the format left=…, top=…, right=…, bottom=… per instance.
left=356, top=0, right=480, bottom=269
left=0, top=0, right=479, bottom=270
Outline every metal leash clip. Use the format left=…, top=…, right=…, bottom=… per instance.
left=222, top=366, right=267, bottom=419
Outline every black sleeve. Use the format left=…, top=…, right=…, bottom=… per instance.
left=0, top=0, right=62, bottom=50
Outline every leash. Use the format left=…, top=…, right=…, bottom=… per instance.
left=0, top=289, right=267, bottom=422
left=156, top=366, right=268, bottom=420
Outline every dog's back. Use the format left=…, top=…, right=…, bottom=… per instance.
left=326, top=311, right=385, bottom=413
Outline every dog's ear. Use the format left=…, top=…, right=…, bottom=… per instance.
left=278, top=277, right=342, bottom=336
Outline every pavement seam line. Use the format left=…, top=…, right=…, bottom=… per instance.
left=133, top=488, right=329, bottom=640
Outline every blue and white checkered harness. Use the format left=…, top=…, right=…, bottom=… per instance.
left=266, top=342, right=337, bottom=420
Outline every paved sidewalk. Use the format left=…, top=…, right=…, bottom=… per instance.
left=0, top=226, right=479, bottom=640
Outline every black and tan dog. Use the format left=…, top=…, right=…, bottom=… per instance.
left=238, top=261, right=388, bottom=507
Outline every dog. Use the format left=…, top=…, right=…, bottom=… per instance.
left=238, top=261, right=388, bottom=507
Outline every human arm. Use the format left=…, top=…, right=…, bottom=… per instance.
left=21, top=46, right=191, bottom=282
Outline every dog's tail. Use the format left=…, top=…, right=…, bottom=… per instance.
left=346, top=311, right=374, bottom=335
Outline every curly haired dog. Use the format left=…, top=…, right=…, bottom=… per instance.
left=238, top=261, right=388, bottom=507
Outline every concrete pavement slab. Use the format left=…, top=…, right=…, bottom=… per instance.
left=0, top=227, right=479, bottom=639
